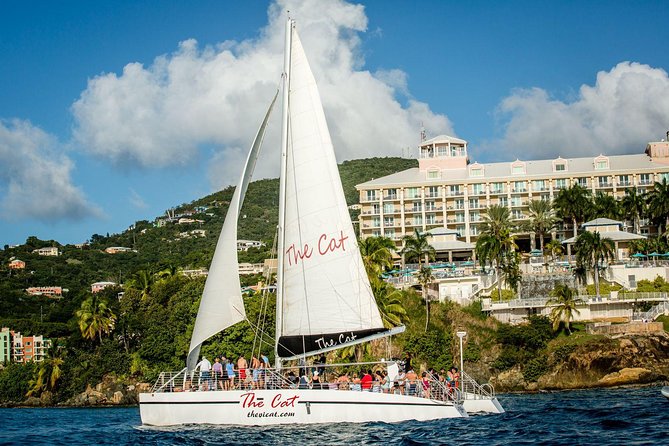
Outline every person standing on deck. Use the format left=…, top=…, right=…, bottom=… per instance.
left=237, top=355, right=248, bottom=385
left=195, top=356, right=212, bottom=391
left=212, top=357, right=224, bottom=390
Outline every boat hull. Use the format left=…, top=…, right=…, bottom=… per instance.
left=662, top=386, right=669, bottom=400
left=139, top=389, right=467, bottom=426
left=462, top=394, right=505, bottom=414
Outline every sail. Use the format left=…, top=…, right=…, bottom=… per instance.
left=187, top=90, right=278, bottom=371
left=277, top=27, right=386, bottom=358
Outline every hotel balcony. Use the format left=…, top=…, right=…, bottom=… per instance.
left=383, top=195, right=399, bottom=201
left=638, top=180, right=652, bottom=186
left=512, top=188, right=527, bottom=193
left=617, top=181, right=632, bottom=187
left=598, top=182, right=613, bottom=188
left=447, top=191, right=465, bottom=196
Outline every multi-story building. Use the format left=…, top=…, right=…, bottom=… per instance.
left=356, top=135, right=669, bottom=250
left=0, top=327, right=11, bottom=364
left=105, top=246, right=133, bottom=254
left=10, top=331, right=51, bottom=363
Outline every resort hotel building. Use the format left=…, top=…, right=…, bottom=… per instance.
left=356, top=135, right=669, bottom=261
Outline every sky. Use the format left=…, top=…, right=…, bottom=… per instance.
left=2, top=0, right=669, bottom=247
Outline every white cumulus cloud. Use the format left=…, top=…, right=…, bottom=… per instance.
left=0, top=119, right=100, bottom=221
left=493, top=62, right=669, bottom=160
left=71, top=0, right=453, bottom=186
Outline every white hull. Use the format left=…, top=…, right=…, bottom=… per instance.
left=140, top=389, right=467, bottom=426
left=662, top=386, right=669, bottom=400
left=462, top=393, right=505, bottom=414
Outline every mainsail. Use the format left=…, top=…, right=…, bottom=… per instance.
left=187, top=91, right=278, bottom=371
left=276, top=25, right=392, bottom=359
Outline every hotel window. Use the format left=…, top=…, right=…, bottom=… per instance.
left=455, top=213, right=465, bottom=223
left=491, top=182, right=505, bottom=194
left=511, top=210, right=523, bottom=219
left=470, top=225, right=480, bottom=236
left=639, top=173, right=651, bottom=185
left=384, top=217, right=395, bottom=227
left=533, top=180, right=546, bottom=191
left=554, top=162, right=566, bottom=172
left=659, top=173, right=669, bottom=183
left=470, top=211, right=480, bottom=222
left=425, top=200, right=436, bottom=211
left=449, top=185, right=461, bottom=196
left=513, top=181, right=526, bottom=192
left=383, top=203, right=394, bottom=214
left=454, top=199, right=465, bottom=209
left=427, top=169, right=440, bottom=180
left=456, top=225, right=465, bottom=234
left=385, top=188, right=397, bottom=199
left=427, top=186, right=439, bottom=198
left=555, top=178, right=567, bottom=189
left=426, top=214, right=437, bottom=224
left=385, top=229, right=395, bottom=238
left=470, top=166, right=484, bottom=177
left=437, top=146, right=449, bottom=157
left=511, top=196, right=522, bottom=207
left=414, top=215, right=423, bottom=225
left=469, top=198, right=479, bottom=209
left=412, top=202, right=422, bottom=212
left=594, top=156, right=609, bottom=170
left=511, top=161, right=526, bottom=175
left=406, top=187, right=420, bottom=199
left=597, top=176, right=610, bottom=187
left=499, top=196, right=509, bottom=207
left=366, top=190, right=377, bottom=201
left=372, top=204, right=380, bottom=214
left=372, top=230, right=381, bottom=237
left=618, top=175, right=630, bottom=186
left=372, top=217, right=380, bottom=227
left=472, top=183, right=484, bottom=195
left=576, top=177, right=588, bottom=187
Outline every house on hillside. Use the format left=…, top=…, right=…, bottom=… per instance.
left=32, top=247, right=60, bottom=256
left=26, top=286, right=63, bottom=297
left=105, top=246, right=134, bottom=254
left=237, top=240, right=265, bottom=251
left=91, top=281, right=117, bottom=293
left=8, top=258, right=25, bottom=269
left=562, top=218, right=646, bottom=260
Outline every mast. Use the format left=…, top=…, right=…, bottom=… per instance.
left=275, top=17, right=293, bottom=369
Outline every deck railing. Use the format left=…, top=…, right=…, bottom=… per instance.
left=150, top=361, right=466, bottom=405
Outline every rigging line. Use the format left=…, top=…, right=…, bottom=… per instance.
left=253, top=226, right=278, bottom=359
left=243, top=314, right=302, bottom=359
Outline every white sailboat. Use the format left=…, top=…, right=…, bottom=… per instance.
left=139, top=18, right=468, bottom=426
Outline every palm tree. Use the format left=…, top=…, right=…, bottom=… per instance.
left=524, top=200, right=558, bottom=251
left=371, top=280, right=408, bottom=328
left=547, top=284, right=584, bottom=334
left=647, top=178, right=669, bottom=236
left=621, top=188, right=646, bottom=234
left=575, top=231, right=615, bottom=298
left=554, top=184, right=592, bottom=238
left=401, top=231, right=435, bottom=267
left=545, top=238, right=563, bottom=261
left=359, top=236, right=396, bottom=278
left=592, top=192, right=622, bottom=220
left=76, top=294, right=117, bottom=342
left=477, top=206, right=516, bottom=300
left=126, top=269, right=154, bottom=300
left=27, top=343, right=64, bottom=397
left=416, top=266, right=434, bottom=332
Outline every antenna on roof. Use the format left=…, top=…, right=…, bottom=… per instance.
left=420, top=123, right=426, bottom=142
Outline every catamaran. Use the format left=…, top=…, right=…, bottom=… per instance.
left=139, top=18, right=492, bottom=426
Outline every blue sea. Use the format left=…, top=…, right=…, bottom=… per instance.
left=1, top=386, right=666, bottom=445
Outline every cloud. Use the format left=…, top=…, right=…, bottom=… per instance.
left=0, top=119, right=100, bottom=221
left=71, top=0, right=453, bottom=185
left=492, top=62, right=669, bottom=160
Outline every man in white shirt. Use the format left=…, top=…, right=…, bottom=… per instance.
left=195, top=356, right=213, bottom=391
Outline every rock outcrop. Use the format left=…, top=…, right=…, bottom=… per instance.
left=492, top=332, right=669, bottom=391
left=63, top=375, right=151, bottom=406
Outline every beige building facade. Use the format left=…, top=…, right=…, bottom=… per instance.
left=356, top=136, right=669, bottom=249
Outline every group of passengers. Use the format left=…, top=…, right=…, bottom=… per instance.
left=188, top=354, right=460, bottom=400
left=190, top=353, right=272, bottom=391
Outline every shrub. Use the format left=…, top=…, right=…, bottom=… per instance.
left=523, top=356, right=549, bottom=382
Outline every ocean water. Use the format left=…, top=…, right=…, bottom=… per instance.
left=1, top=386, right=667, bottom=445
